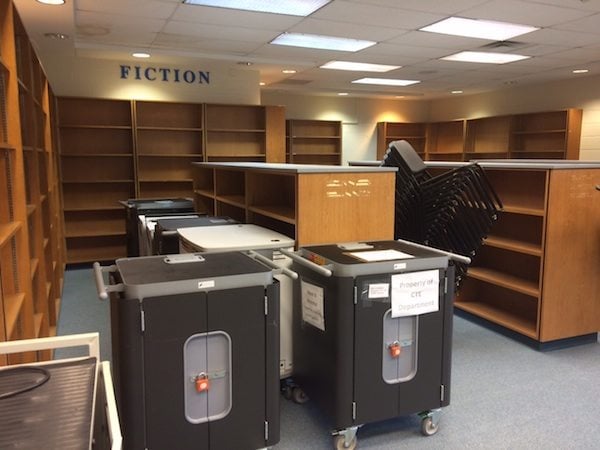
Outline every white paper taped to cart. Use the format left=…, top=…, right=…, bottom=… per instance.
left=301, top=280, right=325, bottom=331
left=391, top=270, right=439, bottom=317
left=347, top=249, right=415, bottom=262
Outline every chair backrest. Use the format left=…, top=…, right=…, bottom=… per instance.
left=387, top=140, right=428, bottom=174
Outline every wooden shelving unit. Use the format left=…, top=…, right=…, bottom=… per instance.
left=56, top=99, right=286, bottom=263
left=376, top=109, right=582, bottom=162
left=192, top=162, right=397, bottom=247
left=286, top=119, right=342, bottom=165
left=376, top=122, right=426, bottom=160
left=57, top=98, right=134, bottom=263
left=430, top=162, right=600, bottom=347
left=1, top=0, right=65, bottom=364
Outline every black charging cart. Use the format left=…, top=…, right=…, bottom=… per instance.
left=94, top=252, right=280, bottom=450
left=282, top=239, right=465, bottom=449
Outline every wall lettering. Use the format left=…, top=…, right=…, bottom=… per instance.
left=119, top=64, right=210, bottom=84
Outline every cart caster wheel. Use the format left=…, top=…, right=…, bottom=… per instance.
left=292, top=386, right=309, bottom=404
left=282, top=385, right=293, bottom=400
left=421, top=417, right=439, bottom=436
left=333, top=434, right=357, bottom=450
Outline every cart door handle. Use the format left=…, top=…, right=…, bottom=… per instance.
left=395, top=238, right=472, bottom=265
left=93, top=262, right=124, bottom=300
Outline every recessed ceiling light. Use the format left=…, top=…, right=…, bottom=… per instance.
left=320, top=61, right=400, bottom=72
left=132, top=52, right=151, bottom=58
left=182, top=0, right=331, bottom=17
left=259, top=82, right=266, bottom=86
left=441, top=51, right=530, bottom=64
left=271, top=32, right=376, bottom=52
left=36, top=0, right=65, bottom=5
left=237, top=61, right=253, bottom=66
left=420, top=17, right=538, bottom=41
left=282, top=69, right=297, bottom=74
left=395, top=96, right=405, bottom=99
left=338, top=92, right=348, bottom=96
left=44, top=32, right=69, bottom=40
left=352, top=78, right=420, bottom=87
left=572, top=69, right=589, bottom=74
left=451, top=90, right=463, bottom=94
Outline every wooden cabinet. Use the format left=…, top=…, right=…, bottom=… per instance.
left=435, top=162, right=600, bottom=348
left=377, top=109, right=582, bottom=163
left=192, top=162, right=396, bottom=247
left=58, top=98, right=134, bottom=263
left=287, top=119, right=342, bottom=165
left=56, top=99, right=286, bottom=263
left=0, top=0, right=65, bottom=364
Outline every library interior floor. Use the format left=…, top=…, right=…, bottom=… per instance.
left=57, top=267, right=600, bottom=450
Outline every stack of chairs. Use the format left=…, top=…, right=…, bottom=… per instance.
left=381, top=140, right=502, bottom=288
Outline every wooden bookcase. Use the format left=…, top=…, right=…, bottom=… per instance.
left=377, top=109, right=582, bottom=162
left=428, top=161, right=600, bottom=348
left=135, top=101, right=203, bottom=199
left=286, top=119, right=342, bottom=165
left=192, top=162, right=396, bottom=247
left=376, top=121, right=426, bottom=160
left=0, top=0, right=65, bottom=364
left=57, top=98, right=134, bottom=263
left=56, top=99, right=286, bottom=263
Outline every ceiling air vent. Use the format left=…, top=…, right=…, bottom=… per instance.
left=479, top=40, right=530, bottom=53
left=274, top=79, right=313, bottom=86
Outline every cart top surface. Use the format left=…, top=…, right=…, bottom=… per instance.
left=116, top=251, right=272, bottom=285
left=178, top=224, right=295, bottom=252
left=156, top=215, right=238, bottom=231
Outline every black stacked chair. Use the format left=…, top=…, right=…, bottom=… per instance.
left=381, top=140, right=502, bottom=288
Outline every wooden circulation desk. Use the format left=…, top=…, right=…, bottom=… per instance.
left=427, top=160, right=600, bottom=349
left=191, top=162, right=397, bottom=247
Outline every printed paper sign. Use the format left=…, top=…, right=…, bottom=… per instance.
left=348, top=249, right=414, bottom=262
left=368, top=283, right=390, bottom=299
left=391, top=270, right=439, bottom=317
left=301, top=280, right=325, bottom=331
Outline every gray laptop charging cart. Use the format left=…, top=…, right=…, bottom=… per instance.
left=94, top=252, right=280, bottom=450
left=282, top=240, right=465, bottom=449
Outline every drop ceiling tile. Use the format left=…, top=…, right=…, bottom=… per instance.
left=249, top=43, right=344, bottom=63
left=288, top=18, right=405, bottom=42
left=153, top=33, right=260, bottom=53
left=163, top=20, right=280, bottom=43
left=554, top=13, right=600, bottom=34
left=518, top=44, right=571, bottom=57
left=169, top=4, right=303, bottom=30
left=76, top=0, right=177, bottom=19
left=76, top=11, right=165, bottom=33
left=312, top=1, right=444, bottom=29
left=523, top=0, right=600, bottom=12
left=459, top=0, right=592, bottom=27
left=545, top=46, right=600, bottom=61
left=387, top=31, right=491, bottom=51
left=518, top=28, right=600, bottom=46
left=347, top=0, right=490, bottom=15
left=358, top=42, right=450, bottom=60
left=76, top=31, right=159, bottom=47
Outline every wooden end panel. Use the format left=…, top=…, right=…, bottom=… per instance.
left=540, top=168, right=600, bottom=341
left=296, top=171, right=395, bottom=247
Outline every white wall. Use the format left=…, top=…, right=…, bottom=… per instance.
left=262, top=92, right=429, bottom=163
left=45, top=55, right=260, bottom=104
left=428, top=73, right=600, bottom=161
left=264, top=74, right=600, bottom=161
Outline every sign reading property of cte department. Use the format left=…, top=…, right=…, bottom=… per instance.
left=119, top=64, right=210, bottom=84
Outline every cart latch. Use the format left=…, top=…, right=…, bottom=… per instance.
left=388, top=341, right=401, bottom=358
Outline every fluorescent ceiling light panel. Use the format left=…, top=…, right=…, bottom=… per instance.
left=352, top=78, right=420, bottom=86
left=320, top=61, right=400, bottom=72
left=420, top=17, right=538, bottom=41
left=441, top=51, right=530, bottom=64
left=271, top=33, right=376, bottom=52
left=182, top=0, right=330, bottom=16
